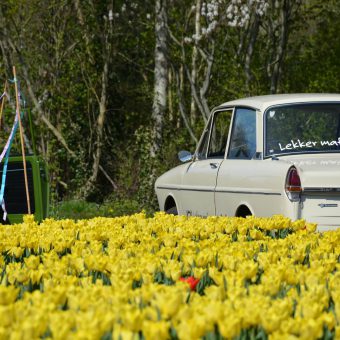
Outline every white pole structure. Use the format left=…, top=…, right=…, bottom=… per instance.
left=13, top=66, right=31, bottom=214
left=0, top=81, right=7, bottom=130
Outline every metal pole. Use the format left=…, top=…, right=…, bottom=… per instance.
left=13, top=66, right=31, bottom=214
left=0, top=81, right=7, bottom=130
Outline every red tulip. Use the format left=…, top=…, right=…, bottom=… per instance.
left=180, top=276, right=200, bottom=291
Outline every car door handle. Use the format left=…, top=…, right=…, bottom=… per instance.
left=210, top=163, right=218, bottom=169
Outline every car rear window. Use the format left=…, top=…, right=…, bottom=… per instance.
left=265, top=103, right=340, bottom=157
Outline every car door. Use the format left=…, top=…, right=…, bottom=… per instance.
left=181, top=109, right=233, bottom=216
left=215, top=107, right=258, bottom=216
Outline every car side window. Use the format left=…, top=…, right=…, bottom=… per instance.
left=207, top=110, right=232, bottom=158
left=228, top=108, right=256, bottom=160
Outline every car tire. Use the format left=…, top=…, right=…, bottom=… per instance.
left=236, top=205, right=252, bottom=218
left=166, top=206, right=178, bottom=215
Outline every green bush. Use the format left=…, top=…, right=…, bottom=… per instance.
left=50, top=198, right=142, bottom=220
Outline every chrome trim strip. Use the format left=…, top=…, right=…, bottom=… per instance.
left=156, top=186, right=281, bottom=195
left=156, top=186, right=213, bottom=192
left=215, top=190, right=281, bottom=196
left=304, top=187, right=340, bottom=192
left=318, top=203, right=338, bottom=208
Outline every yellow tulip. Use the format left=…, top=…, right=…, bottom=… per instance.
left=7, top=247, right=23, bottom=258
left=260, top=312, right=283, bottom=334
left=121, top=309, right=143, bottom=332
left=142, top=320, right=170, bottom=340
left=153, top=292, right=182, bottom=319
left=176, top=315, right=210, bottom=340
left=0, top=286, right=18, bottom=305
left=218, top=314, right=241, bottom=339
left=299, top=317, right=323, bottom=340
left=0, top=213, right=338, bottom=339
left=0, top=327, right=10, bottom=339
left=0, top=305, right=14, bottom=328
left=335, top=326, right=340, bottom=340
left=112, top=326, right=138, bottom=340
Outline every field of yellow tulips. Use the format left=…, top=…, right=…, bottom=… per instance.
left=0, top=213, right=339, bottom=339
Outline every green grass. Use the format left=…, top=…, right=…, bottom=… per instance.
left=49, top=198, right=142, bottom=220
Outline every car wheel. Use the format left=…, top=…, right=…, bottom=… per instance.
left=236, top=205, right=252, bottom=218
left=166, top=206, right=178, bottom=215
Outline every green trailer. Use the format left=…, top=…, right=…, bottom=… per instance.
left=0, top=104, right=49, bottom=224
left=0, top=74, right=50, bottom=224
left=0, top=155, right=49, bottom=223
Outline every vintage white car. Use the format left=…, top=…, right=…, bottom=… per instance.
left=155, top=94, right=340, bottom=231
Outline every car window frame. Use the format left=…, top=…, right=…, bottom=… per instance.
left=263, top=101, right=340, bottom=159
left=195, top=116, right=212, bottom=160
left=227, top=106, right=257, bottom=160
left=195, top=107, right=234, bottom=160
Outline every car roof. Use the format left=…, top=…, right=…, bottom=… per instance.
left=218, top=93, right=340, bottom=112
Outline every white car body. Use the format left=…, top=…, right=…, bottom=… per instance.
left=155, top=94, right=340, bottom=231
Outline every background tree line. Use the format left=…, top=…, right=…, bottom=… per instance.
left=0, top=0, right=339, bottom=215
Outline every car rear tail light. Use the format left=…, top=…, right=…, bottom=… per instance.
left=285, top=167, right=301, bottom=201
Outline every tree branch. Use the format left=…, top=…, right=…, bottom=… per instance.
left=18, top=57, right=77, bottom=158
left=1, top=32, right=74, bottom=157
left=99, top=164, right=118, bottom=190
left=173, top=66, right=198, bottom=144
left=73, top=0, right=95, bottom=64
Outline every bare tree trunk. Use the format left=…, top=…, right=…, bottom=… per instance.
left=151, top=0, right=168, bottom=158
left=82, top=2, right=113, bottom=197
left=178, top=64, right=184, bottom=129
left=168, top=68, right=173, bottom=121
left=190, top=0, right=201, bottom=124
left=244, top=15, right=260, bottom=94
left=86, top=61, right=109, bottom=191
left=199, top=44, right=214, bottom=120
left=270, top=0, right=290, bottom=94
left=73, top=0, right=95, bottom=64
